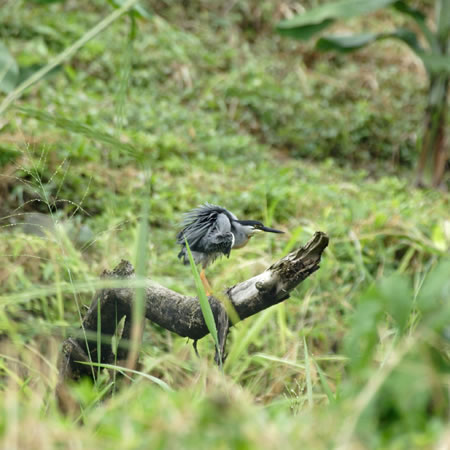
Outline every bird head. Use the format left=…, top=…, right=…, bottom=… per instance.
left=235, top=220, right=284, bottom=237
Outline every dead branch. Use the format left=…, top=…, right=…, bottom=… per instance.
left=59, top=231, right=328, bottom=380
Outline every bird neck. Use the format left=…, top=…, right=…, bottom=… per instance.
left=232, top=226, right=252, bottom=249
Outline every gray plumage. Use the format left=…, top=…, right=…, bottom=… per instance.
left=177, top=203, right=284, bottom=268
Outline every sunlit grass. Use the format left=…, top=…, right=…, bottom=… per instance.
left=184, top=239, right=222, bottom=368
left=0, top=0, right=449, bottom=448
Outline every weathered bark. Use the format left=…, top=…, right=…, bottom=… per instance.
left=59, top=231, right=329, bottom=380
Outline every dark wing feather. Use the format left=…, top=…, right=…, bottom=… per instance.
left=196, top=229, right=234, bottom=257
left=177, top=203, right=234, bottom=257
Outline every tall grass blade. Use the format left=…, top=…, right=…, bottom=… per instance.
left=126, top=182, right=150, bottom=373
left=184, top=239, right=222, bottom=369
left=313, top=358, right=335, bottom=404
left=303, top=336, right=313, bottom=408
left=0, top=278, right=151, bottom=309
left=17, top=107, right=136, bottom=155
left=76, top=361, right=172, bottom=391
left=225, top=308, right=276, bottom=372
left=73, top=382, right=116, bottom=425
left=252, top=353, right=306, bottom=371
left=114, top=13, right=135, bottom=135
left=276, top=304, right=287, bottom=354
left=97, top=299, right=102, bottom=381
left=282, top=225, right=304, bottom=254
left=0, top=0, right=142, bottom=115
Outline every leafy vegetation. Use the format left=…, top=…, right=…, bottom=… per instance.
left=0, top=1, right=449, bottom=449
left=277, top=0, right=450, bottom=187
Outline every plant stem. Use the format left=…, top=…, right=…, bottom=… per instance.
left=415, top=0, right=449, bottom=188
left=0, top=0, right=141, bottom=116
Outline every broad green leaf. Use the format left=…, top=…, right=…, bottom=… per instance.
left=0, top=42, right=19, bottom=93
left=316, top=29, right=422, bottom=54
left=419, top=52, right=450, bottom=74
left=437, top=0, right=450, bottom=39
left=276, top=0, right=397, bottom=40
left=316, top=33, right=378, bottom=52
left=431, top=223, right=447, bottom=252
left=108, top=0, right=151, bottom=19
left=16, top=63, right=62, bottom=85
left=316, top=28, right=449, bottom=75
left=344, top=287, right=383, bottom=369
left=277, top=20, right=334, bottom=41
left=379, top=275, right=413, bottom=334
left=391, top=28, right=423, bottom=52
left=416, top=259, right=450, bottom=322
left=392, top=1, right=437, bottom=50
left=392, top=1, right=426, bottom=22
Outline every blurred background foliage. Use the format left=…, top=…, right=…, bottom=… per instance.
left=276, top=0, right=450, bottom=187
left=0, top=0, right=449, bottom=449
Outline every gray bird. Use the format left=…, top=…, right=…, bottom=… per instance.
left=177, top=203, right=284, bottom=294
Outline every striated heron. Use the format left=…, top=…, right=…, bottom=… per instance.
left=177, top=203, right=284, bottom=295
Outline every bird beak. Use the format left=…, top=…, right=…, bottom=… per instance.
left=260, top=226, right=284, bottom=234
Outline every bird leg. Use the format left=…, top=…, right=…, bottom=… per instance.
left=192, top=339, right=199, bottom=358
left=200, top=269, right=213, bottom=296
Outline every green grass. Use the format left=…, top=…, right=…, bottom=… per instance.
left=0, top=1, right=449, bottom=448
left=184, top=238, right=222, bottom=368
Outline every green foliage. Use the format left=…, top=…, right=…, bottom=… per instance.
left=0, top=41, right=19, bottom=93
left=0, top=43, right=62, bottom=94
left=107, top=0, right=152, bottom=20
left=315, top=29, right=422, bottom=54
left=18, top=106, right=138, bottom=156
left=0, top=1, right=449, bottom=448
left=277, top=0, right=449, bottom=74
left=342, top=259, right=450, bottom=445
left=277, top=0, right=397, bottom=39
left=28, top=0, right=66, bottom=4
left=416, top=259, right=450, bottom=329
left=277, top=0, right=450, bottom=187
left=0, top=147, right=20, bottom=167
left=184, top=239, right=222, bottom=367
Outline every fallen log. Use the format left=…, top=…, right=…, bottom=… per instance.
left=59, top=231, right=329, bottom=380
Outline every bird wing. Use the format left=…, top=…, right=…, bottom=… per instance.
left=177, top=203, right=235, bottom=257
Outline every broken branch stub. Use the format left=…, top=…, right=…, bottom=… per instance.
left=227, top=231, right=328, bottom=319
left=59, top=231, right=328, bottom=379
